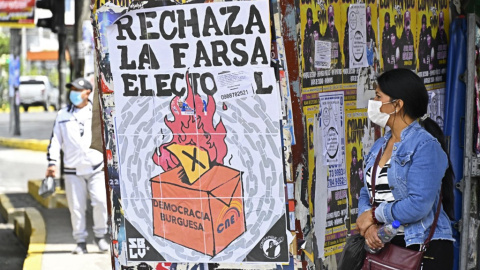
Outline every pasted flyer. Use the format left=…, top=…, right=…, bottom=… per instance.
left=348, top=4, right=368, bottom=68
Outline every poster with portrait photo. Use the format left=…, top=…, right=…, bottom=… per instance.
left=323, top=187, right=348, bottom=256
left=379, top=0, right=417, bottom=72
left=417, top=0, right=449, bottom=86
left=345, top=109, right=368, bottom=231
left=300, top=0, right=342, bottom=89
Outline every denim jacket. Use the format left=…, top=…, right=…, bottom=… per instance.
left=358, top=121, right=454, bottom=246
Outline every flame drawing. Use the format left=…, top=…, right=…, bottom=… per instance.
left=152, top=71, right=227, bottom=171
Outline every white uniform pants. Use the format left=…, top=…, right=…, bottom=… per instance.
left=64, top=170, right=107, bottom=243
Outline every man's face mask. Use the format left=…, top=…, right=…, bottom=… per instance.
left=69, top=90, right=84, bottom=106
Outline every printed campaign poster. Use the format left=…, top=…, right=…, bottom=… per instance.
left=379, top=0, right=417, bottom=72
left=427, top=88, right=445, bottom=131
left=300, top=0, right=343, bottom=89
left=324, top=187, right=348, bottom=256
left=106, top=1, right=288, bottom=263
left=345, top=109, right=367, bottom=231
left=417, top=0, right=449, bottom=86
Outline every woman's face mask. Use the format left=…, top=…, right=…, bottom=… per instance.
left=367, top=99, right=397, bottom=128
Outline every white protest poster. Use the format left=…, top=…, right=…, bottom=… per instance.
left=314, top=40, right=332, bottom=69
left=348, top=4, right=368, bottom=68
left=316, top=95, right=348, bottom=254
left=319, top=91, right=345, bottom=167
left=106, top=0, right=288, bottom=264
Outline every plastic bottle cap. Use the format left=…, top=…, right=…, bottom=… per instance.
left=392, top=220, right=401, bottom=229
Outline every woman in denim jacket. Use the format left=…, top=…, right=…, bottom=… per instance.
left=357, top=69, right=455, bottom=269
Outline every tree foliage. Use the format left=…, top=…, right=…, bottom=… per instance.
left=0, top=33, right=9, bottom=56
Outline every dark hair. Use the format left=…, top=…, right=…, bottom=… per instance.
left=307, top=8, right=313, bottom=19
left=313, top=22, right=320, bottom=35
left=377, top=69, right=428, bottom=118
left=377, top=68, right=455, bottom=220
left=425, top=27, right=432, bottom=39
left=389, top=25, right=397, bottom=38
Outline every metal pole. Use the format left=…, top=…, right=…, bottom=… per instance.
left=460, top=13, right=476, bottom=270
left=58, top=28, right=67, bottom=189
left=13, top=87, right=20, bottom=135
left=59, top=32, right=66, bottom=109
left=57, top=0, right=66, bottom=189
left=9, top=28, right=21, bottom=136
left=73, top=0, right=90, bottom=78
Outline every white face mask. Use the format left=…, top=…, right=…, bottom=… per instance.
left=367, top=99, right=397, bottom=128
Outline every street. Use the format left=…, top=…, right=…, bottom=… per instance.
left=0, top=111, right=57, bottom=140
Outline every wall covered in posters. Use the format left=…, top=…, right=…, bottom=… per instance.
left=297, top=0, right=451, bottom=267
left=92, top=0, right=453, bottom=268
left=417, top=0, right=449, bottom=86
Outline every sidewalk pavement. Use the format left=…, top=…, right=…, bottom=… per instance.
left=0, top=111, right=112, bottom=270
left=0, top=184, right=112, bottom=270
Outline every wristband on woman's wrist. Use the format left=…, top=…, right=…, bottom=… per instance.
left=371, top=206, right=378, bottom=224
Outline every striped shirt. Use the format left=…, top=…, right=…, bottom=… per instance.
left=366, top=160, right=404, bottom=234
left=366, top=160, right=394, bottom=204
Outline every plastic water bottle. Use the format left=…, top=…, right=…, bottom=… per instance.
left=364, top=220, right=401, bottom=254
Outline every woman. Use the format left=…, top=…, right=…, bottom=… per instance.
left=357, top=69, right=455, bottom=269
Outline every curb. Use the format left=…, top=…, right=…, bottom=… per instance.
left=22, top=208, right=46, bottom=270
left=0, top=194, right=24, bottom=223
left=0, top=137, right=49, bottom=152
left=0, top=194, right=46, bottom=270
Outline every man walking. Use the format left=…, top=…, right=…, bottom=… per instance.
left=45, top=77, right=108, bottom=254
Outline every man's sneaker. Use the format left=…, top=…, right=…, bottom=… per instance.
left=95, top=237, right=109, bottom=252
left=72, top=242, right=88, bottom=254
